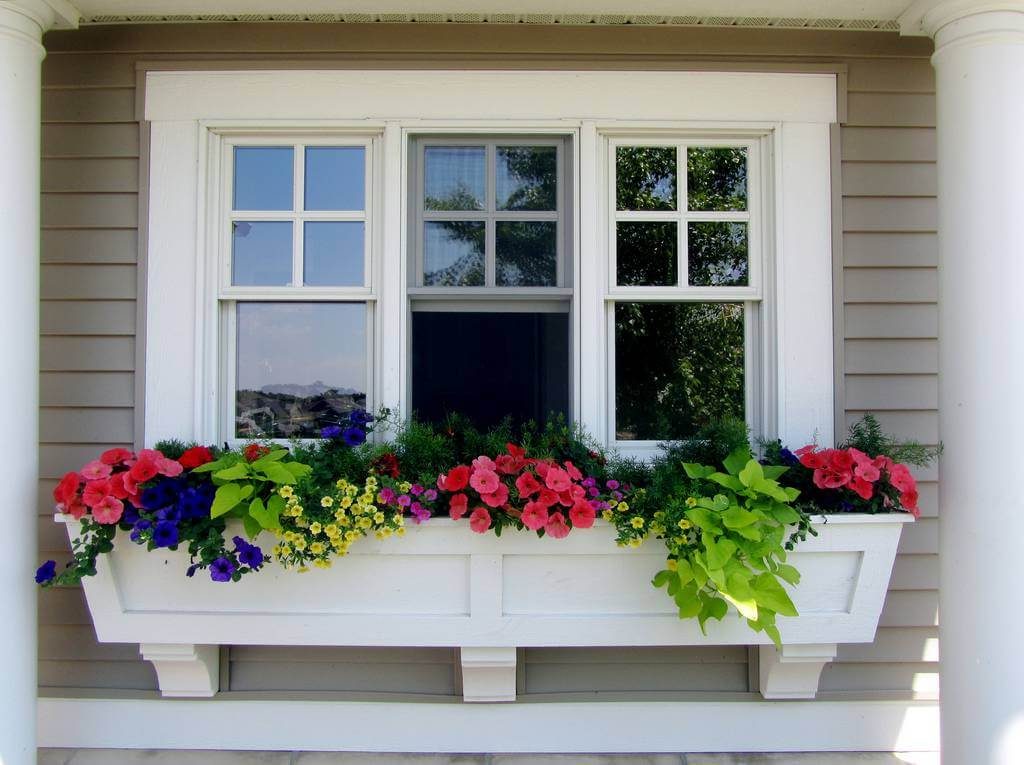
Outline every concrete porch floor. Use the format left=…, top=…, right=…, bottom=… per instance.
left=38, top=752, right=940, bottom=764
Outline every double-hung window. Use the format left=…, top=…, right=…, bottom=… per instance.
left=218, top=135, right=377, bottom=439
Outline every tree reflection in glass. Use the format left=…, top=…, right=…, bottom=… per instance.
left=616, top=146, right=677, bottom=211
left=688, top=147, right=747, bottom=211
left=423, top=221, right=485, bottom=286
left=688, top=222, right=748, bottom=287
left=496, top=221, right=557, bottom=286
left=617, top=221, right=677, bottom=286
left=615, top=302, right=744, bottom=440
left=496, top=146, right=557, bottom=211
left=424, top=147, right=485, bottom=211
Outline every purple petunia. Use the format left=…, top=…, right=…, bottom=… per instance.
left=210, top=556, right=237, bottom=582
left=349, top=409, right=374, bottom=426
left=342, top=426, right=367, bottom=447
left=35, top=560, right=57, bottom=584
left=605, top=479, right=620, bottom=490
left=152, top=520, right=179, bottom=548
left=321, top=425, right=343, bottom=439
left=423, top=488, right=438, bottom=502
left=232, top=536, right=264, bottom=570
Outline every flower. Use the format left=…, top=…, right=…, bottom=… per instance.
left=233, top=536, right=264, bottom=569
left=469, top=468, right=500, bottom=495
left=521, top=501, right=549, bottom=531
left=152, top=520, right=179, bottom=548
left=849, top=476, right=874, bottom=500
left=796, top=445, right=828, bottom=470
left=321, top=425, right=343, bottom=439
left=342, top=427, right=367, bottom=447
left=99, top=447, right=133, bottom=465
left=442, top=465, right=470, bottom=492
left=544, top=467, right=571, bottom=493
left=178, top=446, right=214, bottom=469
left=545, top=512, right=570, bottom=539
left=53, top=472, right=80, bottom=507
left=472, top=455, right=496, bottom=472
left=630, top=516, right=645, bottom=529
left=605, top=479, right=620, bottom=491
left=480, top=482, right=509, bottom=508
left=449, top=493, right=469, bottom=520
left=35, top=560, right=57, bottom=584
left=397, top=494, right=412, bottom=507
left=80, top=460, right=112, bottom=481
left=495, top=454, right=519, bottom=475
left=210, top=556, right=237, bottom=582
left=515, top=472, right=541, bottom=499
left=423, top=488, right=438, bottom=502
left=372, top=452, right=401, bottom=478
left=81, top=480, right=111, bottom=509
left=349, top=409, right=374, bottom=426
left=569, top=499, right=596, bottom=529
left=243, top=444, right=271, bottom=462
left=93, top=497, right=125, bottom=525
left=157, top=457, right=183, bottom=477
left=888, top=463, right=917, bottom=494
left=900, top=489, right=920, bottom=517
left=409, top=484, right=424, bottom=496
left=177, top=485, right=214, bottom=519
left=128, top=456, right=159, bottom=483
left=469, top=507, right=492, bottom=534
left=563, top=461, right=583, bottom=481
left=107, top=472, right=129, bottom=500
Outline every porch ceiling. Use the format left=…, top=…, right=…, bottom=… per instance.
left=68, top=0, right=921, bottom=32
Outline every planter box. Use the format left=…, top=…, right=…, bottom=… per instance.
left=59, top=513, right=911, bottom=702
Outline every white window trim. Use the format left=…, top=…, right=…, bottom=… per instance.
left=143, top=70, right=835, bottom=452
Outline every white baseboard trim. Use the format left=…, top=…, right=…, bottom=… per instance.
left=38, top=697, right=940, bottom=753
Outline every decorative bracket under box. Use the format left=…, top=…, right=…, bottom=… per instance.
left=59, top=514, right=911, bottom=702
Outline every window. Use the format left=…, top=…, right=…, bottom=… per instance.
left=219, top=137, right=376, bottom=439
left=606, top=139, right=764, bottom=448
left=407, top=136, right=573, bottom=428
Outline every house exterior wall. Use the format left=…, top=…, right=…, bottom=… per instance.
left=36, top=22, right=937, bottom=701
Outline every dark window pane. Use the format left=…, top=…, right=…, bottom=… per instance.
left=496, top=221, right=557, bottom=286
left=412, top=312, right=569, bottom=429
left=615, top=302, right=744, bottom=441
left=304, top=222, right=364, bottom=287
left=688, top=222, right=749, bottom=287
left=616, top=146, right=677, bottom=211
left=616, top=221, right=677, bottom=286
left=424, top=146, right=485, bottom=211
left=235, top=302, right=366, bottom=439
left=305, top=147, right=365, bottom=211
left=233, top=147, right=293, bottom=211
left=688, top=147, right=747, bottom=211
left=423, top=221, right=485, bottom=286
left=496, top=146, right=557, bottom=211
left=232, top=221, right=292, bottom=286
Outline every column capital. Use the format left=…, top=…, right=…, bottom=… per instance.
left=900, top=0, right=1024, bottom=36
left=0, top=0, right=78, bottom=37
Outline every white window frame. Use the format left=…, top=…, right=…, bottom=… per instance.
left=142, top=70, right=836, bottom=454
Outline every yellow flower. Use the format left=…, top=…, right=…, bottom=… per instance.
left=373, top=511, right=386, bottom=524
left=630, top=516, right=645, bottom=529
left=335, top=479, right=347, bottom=490
left=628, top=538, right=643, bottom=548
left=293, top=538, right=307, bottom=551
left=393, top=514, right=405, bottom=527
left=617, top=502, right=630, bottom=513
left=377, top=492, right=389, bottom=504
left=360, top=493, right=374, bottom=505
left=314, top=558, right=331, bottom=569
left=271, top=545, right=282, bottom=557
left=650, top=523, right=665, bottom=535
left=338, top=516, right=351, bottom=528
left=345, top=485, right=358, bottom=498
left=297, top=566, right=309, bottom=574
left=665, top=558, right=678, bottom=571
left=296, top=518, right=309, bottom=529
left=357, top=517, right=373, bottom=530
left=601, top=509, right=614, bottom=522
left=339, top=496, right=353, bottom=509
left=325, top=524, right=340, bottom=538
left=677, top=519, right=692, bottom=531
left=293, top=505, right=304, bottom=517
left=321, top=496, right=334, bottom=508
left=380, top=528, right=393, bottom=538
left=278, top=485, right=294, bottom=499
left=280, top=544, right=292, bottom=555
left=345, top=530, right=360, bottom=542
left=309, top=522, right=322, bottom=535
left=685, top=497, right=698, bottom=508
left=608, top=499, right=618, bottom=509
left=309, top=541, right=325, bottom=555
left=396, top=527, right=406, bottom=537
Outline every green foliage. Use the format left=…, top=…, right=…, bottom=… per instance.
left=611, top=446, right=809, bottom=647
left=191, top=449, right=312, bottom=538
left=842, top=413, right=941, bottom=468
left=152, top=439, right=195, bottom=461
left=43, top=517, right=117, bottom=587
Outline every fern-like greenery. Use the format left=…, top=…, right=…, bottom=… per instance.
left=842, top=413, right=940, bottom=467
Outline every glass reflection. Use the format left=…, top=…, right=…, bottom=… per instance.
left=235, top=302, right=366, bottom=438
left=423, top=221, right=485, bottom=286
left=688, top=147, right=747, bottom=211
left=688, top=222, right=748, bottom=287
left=616, top=146, right=677, bottom=211
left=496, top=146, right=557, bottom=211
left=232, top=221, right=293, bottom=286
left=424, top=146, right=486, bottom=211
left=233, top=147, right=294, bottom=211
left=615, top=302, right=745, bottom=440
left=496, top=221, right=557, bottom=287
left=616, top=221, right=677, bottom=287
left=304, top=222, right=364, bottom=287
left=305, top=147, right=365, bottom=211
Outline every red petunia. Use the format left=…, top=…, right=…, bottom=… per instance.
left=106, top=472, right=130, bottom=500
left=449, top=493, right=469, bottom=520
left=100, top=447, right=134, bottom=466
left=563, top=461, right=583, bottom=481
left=444, top=465, right=470, bottom=492
left=888, top=463, right=917, bottom=494
left=849, top=476, right=874, bottom=500
left=515, top=472, right=541, bottom=499
left=899, top=489, right=920, bottom=518
left=495, top=454, right=519, bottom=475
left=128, top=457, right=159, bottom=484
left=569, top=499, right=596, bottom=529
left=521, top=501, right=549, bottom=531
left=506, top=443, right=527, bottom=461
left=545, top=512, right=571, bottom=539
left=544, top=467, right=571, bottom=493
left=796, top=445, right=828, bottom=470
left=828, top=449, right=855, bottom=473
left=537, top=488, right=559, bottom=508
left=53, top=472, right=81, bottom=507
left=813, top=467, right=849, bottom=490
left=82, top=479, right=111, bottom=509
left=480, top=482, right=509, bottom=508
left=178, top=446, right=214, bottom=469
left=243, top=444, right=271, bottom=463
left=469, top=507, right=492, bottom=534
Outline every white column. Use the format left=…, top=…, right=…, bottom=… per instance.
left=902, top=3, right=1024, bottom=764
left=0, top=2, right=75, bottom=764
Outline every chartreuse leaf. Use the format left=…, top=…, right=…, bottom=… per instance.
left=281, top=461, right=312, bottom=480
left=242, top=514, right=262, bottom=540
left=676, top=558, right=695, bottom=587
left=738, top=459, right=764, bottom=488
left=697, top=592, right=729, bottom=635
left=720, top=571, right=759, bottom=620
left=707, top=472, right=744, bottom=492
left=735, top=525, right=763, bottom=542
left=722, top=506, right=758, bottom=529
left=723, top=447, right=753, bottom=476
left=191, top=456, right=232, bottom=474
left=690, top=556, right=709, bottom=588
left=259, top=462, right=298, bottom=485
left=770, top=504, right=802, bottom=525
left=652, top=570, right=674, bottom=588
left=751, top=477, right=791, bottom=502
left=761, top=465, right=789, bottom=480
left=238, top=484, right=254, bottom=500
left=248, top=495, right=283, bottom=531
left=752, top=573, right=799, bottom=617
left=210, top=483, right=243, bottom=518
left=703, top=534, right=737, bottom=570
left=686, top=507, right=723, bottom=534
left=214, top=463, right=250, bottom=481
left=674, top=582, right=702, bottom=618
left=683, top=463, right=715, bottom=480
left=776, top=564, right=801, bottom=586
left=252, top=449, right=287, bottom=468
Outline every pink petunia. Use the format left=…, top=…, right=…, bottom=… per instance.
left=107, top=472, right=130, bottom=500
left=100, top=447, right=134, bottom=466
left=854, top=461, right=881, bottom=483
left=888, top=463, right=917, bottom=494
left=64, top=501, right=87, bottom=520
left=469, top=468, right=500, bottom=495
left=495, top=454, right=519, bottom=475
left=545, top=512, right=571, bottom=539
left=515, top=472, right=541, bottom=498
left=472, top=455, right=496, bottom=473
left=128, top=457, right=159, bottom=484
left=157, top=457, right=184, bottom=477
left=813, top=467, right=849, bottom=490
left=82, top=479, right=111, bottom=508
left=569, top=499, right=596, bottom=528
left=796, top=445, right=828, bottom=470
left=469, top=507, right=492, bottom=534
left=899, top=489, right=920, bottom=518
left=563, top=461, right=583, bottom=481
left=80, top=460, right=112, bottom=481
left=544, top=467, right=572, bottom=493
left=849, top=476, right=874, bottom=500
left=449, top=493, right=469, bottom=520
left=521, top=501, right=550, bottom=531
left=92, top=496, right=124, bottom=524
left=480, top=482, right=509, bottom=508
left=537, top=488, right=559, bottom=508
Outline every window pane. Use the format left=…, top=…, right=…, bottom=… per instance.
left=424, top=146, right=485, bottom=211
left=305, top=147, right=365, bottom=211
left=688, top=147, right=747, bottom=211
left=423, top=221, right=485, bottom=286
left=616, top=146, right=677, bottom=211
left=616, top=221, right=677, bottom=286
left=232, top=221, right=293, bottom=286
left=233, top=147, right=293, bottom=211
left=304, top=222, right=364, bottom=287
left=496, top=221, right=557, bottom=287
left=615, top=302, right=745, bottom=441
left=412, top=311, right=569, bottom=429
left=496, top=146, right=557, bottom=211
left=688, top=222, right=748, bottom=287
left=235, top=302, right=366, bottom=439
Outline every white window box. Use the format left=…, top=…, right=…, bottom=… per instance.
left=58, top=513, right=911, bottom=702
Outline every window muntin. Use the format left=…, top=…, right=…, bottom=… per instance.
left=608, top=137, right=763, bottom=447
left=220, top=136, right=377, bottom=440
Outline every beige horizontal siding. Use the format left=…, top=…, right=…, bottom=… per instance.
left=37, top=24, right=938, bottom=700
